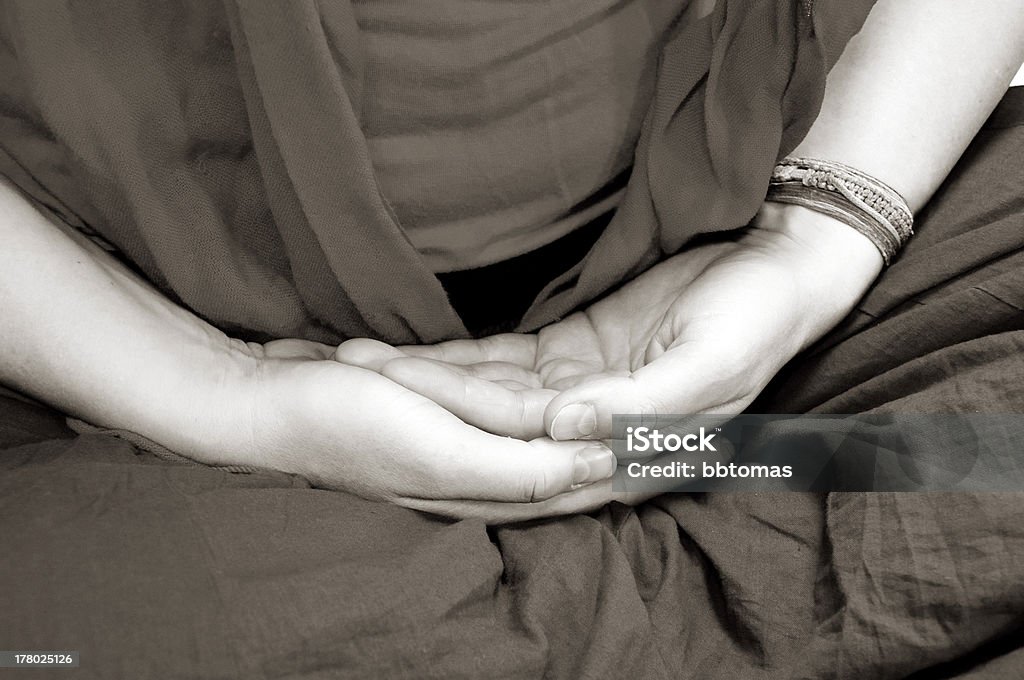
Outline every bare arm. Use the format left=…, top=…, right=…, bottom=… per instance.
left=796, top=0, right=1024, bottom=212
left=0, top=177, right=614, bottom=518
left=762, top=0, right=1024, bottom=290
left=0, top=177, right=256, bottom=463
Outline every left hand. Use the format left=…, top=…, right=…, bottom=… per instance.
left=336, top=204, right=883, bottom=507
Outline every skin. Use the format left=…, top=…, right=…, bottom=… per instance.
left=0, top=187, right=615, bottom=511
left=338, top=0, right=1024, bottom=518
left=2, top=0, right=1023, bottom=523
left=336, top=203, right=886, bottom=515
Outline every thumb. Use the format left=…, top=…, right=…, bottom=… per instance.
left=543, top=343, right=747, bottom=441
left=426, top=424, right=618, bottom=503
left=334, top=338, right=406, bottom=371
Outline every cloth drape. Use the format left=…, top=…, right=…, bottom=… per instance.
left=0, top=0, right=874, bottom=344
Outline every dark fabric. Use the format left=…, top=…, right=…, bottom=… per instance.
left=0, top=0, right=875, bottom=344
left=349, top=0, right=676, bottom=274
left=437, top=210, right=610, bottom=337
left=2, top=89, right=1023, bottom=680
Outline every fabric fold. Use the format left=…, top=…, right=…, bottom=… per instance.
left=0, top=0, right=875, bottom=343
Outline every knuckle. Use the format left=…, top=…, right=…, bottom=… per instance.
left=513, top=445, right=555, bottom=503
left=512, top=390, right=530, bottom=424
left=519, top=471, right=554, bottom=503
left=627, top=377, right=666, bottom=425
left=334, top=337, right=392, bottom=365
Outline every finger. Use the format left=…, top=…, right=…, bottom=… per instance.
left=399, top=469, right=670, bottom=523
left=543, top=364, right=629, bottom=392
left=495, top=380, right=533, bottom=391
left=416, top=358, right=542, bottom=388
left=334, top=338, right=407, bottom=371
left=530, top=314, right=615, bottom=388
left=262, top=338, right=338, bottom=360
left=463, top=361, right=543, bottom=389
left=396, top=478, right=616, bottom=522
left=543, top=341, right=751, bottom=441
left=381, top=357, right=556, bottom=439
left=316, top=365, right=615, bottom=504
left=415, top=415, right=618, bottom=503
left=537, top=357, right=607, bottom=389
left=397, top=333, right=538, bottom=368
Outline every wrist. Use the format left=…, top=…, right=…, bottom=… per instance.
left=128, top=335, right=265, bottom=468
left=754, top=201, right=883, bottom=301
left=748, top=202, right=884, bottom=349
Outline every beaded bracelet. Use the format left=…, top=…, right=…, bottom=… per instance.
left=765, top=157, right=914, bottom=265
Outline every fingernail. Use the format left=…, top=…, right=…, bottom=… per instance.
left=572, top=445, right=617, bottom=486
left=550, top=403, right=597, bottom=441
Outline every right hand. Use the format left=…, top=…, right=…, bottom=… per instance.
left=0, top=174, right=619, bottom=523
left=220, top=339, right=618, bottom=522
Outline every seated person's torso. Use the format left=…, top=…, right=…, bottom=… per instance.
left=352, top=0, right=689, bottom=272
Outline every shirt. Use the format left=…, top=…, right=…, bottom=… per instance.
left=353, top=0, right=687, bottom=271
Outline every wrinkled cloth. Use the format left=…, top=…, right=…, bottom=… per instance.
left=1, top=88, right=1023, bottom=680
left=350, top=0, right=677, bottom=273
left=0, top=0, right=873, bottom=343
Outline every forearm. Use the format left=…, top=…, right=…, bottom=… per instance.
left=0, top=177, right=256, bottom=464
left=758, top=0, right=1024, bottom=300
left=795, top=0, right=1024, bottom=211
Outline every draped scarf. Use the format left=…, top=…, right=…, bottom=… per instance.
left=0, top=0, right=875, bottom=344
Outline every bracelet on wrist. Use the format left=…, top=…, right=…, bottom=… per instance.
left=765, top=157, right=914, bottom=265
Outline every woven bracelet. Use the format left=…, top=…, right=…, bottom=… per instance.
left=765, top=157, right=914, bottom=265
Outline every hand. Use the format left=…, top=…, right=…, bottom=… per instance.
left=208, top=338, right=617, bottom=523
left=536, top=202, right=883, bottom=439
left=336, top=204, right=882, bottom=443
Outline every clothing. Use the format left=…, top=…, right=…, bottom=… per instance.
left=437, top=208, right=610, bottom=336
left=353, top=0, right=675, bottom=273
left=3, top=88, right=1024, bottom=678
left=0, top=0, right=876, bottom=345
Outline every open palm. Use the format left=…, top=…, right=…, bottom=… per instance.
left=337, top=211, right=881, bottom=445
